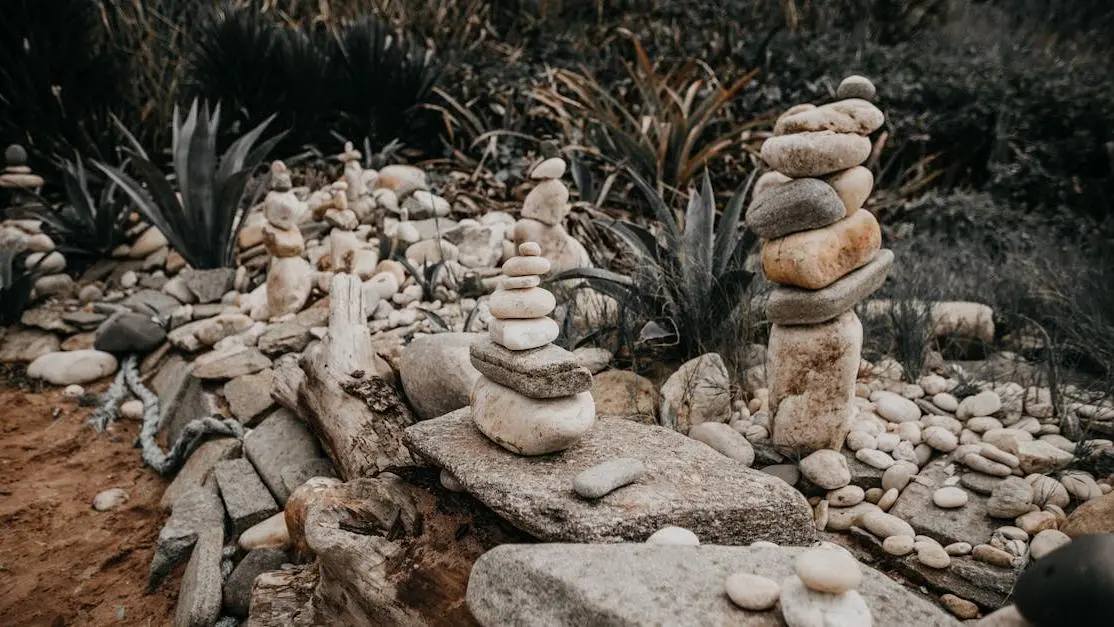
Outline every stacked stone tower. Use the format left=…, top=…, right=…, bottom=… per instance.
left=749, top=75, right=894, bottom=453
left=262, top=161, right=312, bottom=317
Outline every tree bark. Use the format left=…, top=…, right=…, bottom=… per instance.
left=272, top=273, right=414, bottom=480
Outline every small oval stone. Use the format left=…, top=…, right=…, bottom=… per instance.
left=799, top=449, right=851, bottom=490
left=501, top=255, right=551, bottom=276
left=488, top=287, right=556, bottom=319
left=856, top=448, right=896, bottom=470
left=933, top=486, right=969, bottom=508
left=530, top=157, right=567, bottom=180
left=646, top=526, right=699, bottom=546
left=725, top=572, right=781, bottom=611
left=794, top=547, right=862, bottom=594
left=829, top=485, right=865, bottom=507
left=883, top=535, right=914, bottom=556
left=760, top=131, right=873, bottom=178
left=861, top=510, right=914, bottom=539
left=518, top=241, right=542, bottom=256
left=573, top=457, right=646, bottom=499
left=837, top=75, right=876, bottom=100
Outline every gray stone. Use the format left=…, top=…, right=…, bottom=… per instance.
left=959, top=472, right=1005, bottom=496
left=405, top=410, right=816, bottom=545
left=223, top=369, right=276, bottom=425
left=160, top=438, right=242, bottom=510
left=151, top=356, right=220, bottom=447
left=987, top=477, right=1034, bottom=519
left=573, top=457, right=647, bottom=499
left=214, top=458, right=280, bottom=534
left=122, top=288, right=181, bottom=319
left=243, top=409, right=324, bottom=504
left=150, top=482, right=224, bottom=590
left=780, top=574, right=872, bottom=626
left=766, top=249, right=893, bottom=326
left=469, top=337, right=592, bottom=399
left=181, top=267, right=236, bottom=303
left=94, top=311, right=167, bottom=353
left=280, top=458, right=337, bottom=495
left=745, top=178, right=846, bottom=239
left=837, top=76, right=876, bottom=101
left=688, top=422, right=755, bottom=466
left=889, top=462, right=997, bottom=547
left=660, top=353, right=732, bottom=434
left=0, top=327, right=59, bottom=363
left=257, top=322, right=312, bottom=356
left=192, top=346, right=272, bottom=380
left=222, top=547, right=288, bottom=618
left=21, top=306, right=76, bottom=334
left=399, top=332, right=482, bottom=420
left=466, top=544, right=959, bottom=627
left=175, top=526, right=224, bottom=627
left=62, top=310, right=107, bottom=330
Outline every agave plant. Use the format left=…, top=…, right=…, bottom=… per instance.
left=551, top=166, right=760, bottom=362
left=13, top=157, right=130, bottom=257
left=95, top=100, right=286, bottom=269
left=533, top=35, right=763, bottom=199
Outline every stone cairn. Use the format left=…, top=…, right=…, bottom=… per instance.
left=469, top=241, right=596, bottom=455
left=749, top=75, right=894, bottom=453
left=512, top=154, right=592, bottom=275
left=263, top=161, right=312, bottom=318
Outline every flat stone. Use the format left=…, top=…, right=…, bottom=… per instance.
left=466, top=544, right=958, bottom=626
left=1016, top=439, right=1073, bottom=474
left=470, top=337, right=591, bottom=399
left=775, top=99, right=884, bottom=136
left=243, top=409, right=324, bottom=505
left=794, top=547, right=862, bottom=594
left=222, top=547, right=288, bottom=618
left=766, top=249, right=893, bottom=325
left=400, top=332, right=483, bottom=419
left=160, top=438, right=242, bottom=510
left=405, top=410, right=816, bottom=545
left=769, top=311, right=862, bottom=452
left=573, top=457, right=647, bottom=499
left=0, top=327, right=59, bottom=363
left=959, top=471, right=1005, bottom=495
left=224, top=369, right=276, bottom=425
left=501, top=255, right=551, bottom=277
left=21, top=305, right=76, bottom=334
left=745, top=178, right=846, bottom=239
left=860, top=510, right=914, bottom=539
left=257, top=322, right=312, bottom=356
left=761, top=131, right=873, bottom=178
left=151, top=483, right=224, bottom=590
left=175, top=526, right=224, bottom=627
left=987, top=476, right=1034, bottom=519
left=488, top=286, right=556, bottom=319
left=62, top=310, right=106, bottom=330
left=890, top=463, right=997, bottom=547
left=488, top=317, right=559, bottom=351
left=762, top=209, right=882, bottom=290
left=181, top=267, right=236, bottom=303
left=192, top=346, right=272, bottom=380
left=214, top=458, right=280, bottom=534
left=122, top=288, right=182, bottom=319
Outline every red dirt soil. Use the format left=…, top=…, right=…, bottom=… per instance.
left=0, top=377, right=177, bottom=626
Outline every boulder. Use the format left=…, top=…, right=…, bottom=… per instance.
left=399, top=332, right=483, bottom=420
left=660, top=353, right=732, bottom=434
left=94, top=311, right=167, bottom=353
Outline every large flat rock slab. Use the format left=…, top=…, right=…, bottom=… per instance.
left=404, top=409, right=816, bottom=545
left=467, top=544, right=960, bottom=627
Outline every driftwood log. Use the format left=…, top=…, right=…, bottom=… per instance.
left=272, top=273, right=415, bottom=480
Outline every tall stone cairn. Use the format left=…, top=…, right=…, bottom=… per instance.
left=750, top=75, right=893, bottom=454
left=469, top=241, right=596, bottom=456
left=263, top=161, right=312, bottom=317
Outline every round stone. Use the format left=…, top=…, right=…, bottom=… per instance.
left=916, top=542, right=951, bottom=569
left=933, top=486, right=969, bottom=508
left=932, top=392, right=959, bottom=412
left=1030, top=529, right=1071, bottom=560
left=488, top=287, right=556, bottom=319
left=62, top=384, right=85, bottom=399
left=829, top=485, right=865, bottom=507
left=922, top=425, right=958, bottom=452
left=779, top=575, right=872, bottom=627
left=945, top=542, right=972, bottom=556
left=870, top=390, right=921, bottom=423
left=861, top=510, right=914, bottom=539
left=471, top=376, right=595, bottom=455
left=119, top=399, right=144, bottom=421
left=883, top=535, right=914, bottom=556
left=958, top=390, right=1002, bottom=419
left=646, top=526, right=699, bottom=546
left=725, top=572, right=781, bottom=611
left=530, top=157, right=567, bottom=180
left=877, top=488, right=899, bottom=511
left=799, top=449, right=851, bottom=490
left=794, top=547, right=862, bottom=594
left=845, top=430, right=876, bottom=451
left=5, top=143, right=28, bottom=166
left=837, top=75, right=876, bottom=100
left=501, top=255, right=551, bottom=277
left=881, top=460, right=918, bottom=492
left=826, top=166, right=873, bottom=214
left=518, top=241, right=542, bottom=256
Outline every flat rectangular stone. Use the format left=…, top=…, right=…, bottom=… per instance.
left=469, top=337, right=591, bottom=399
left=243, top=409, right=324, bottom=505
left=888, top=461, right=997, bottom=547
left=160, top=437, right=242, bottom=510
left=404, top=409, right=816, bottom=546
left=767, top=248, right=893, bottom=325
left=193, top=346, right=272, bottom=380
left=468, top=544, right=960, bottom=627
left=152, top=356, right=221, bottom=446
left=214, top=458, right=280, bottom=534
left=223, top=369, right=277, bottom=426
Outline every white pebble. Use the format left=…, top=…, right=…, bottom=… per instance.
left=933, top=487, right=969, bottom=508
left=794, top=547, right=862, bottom=594
left=62, top=384, right=85, bottom=399
left=725, top=572, right=781, bottom=610
left=646, top=526, right=699, bottom=546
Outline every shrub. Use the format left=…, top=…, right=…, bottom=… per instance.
left=551, top=166, right=760, bottom=366
left=96, top=100, right=286, bottom=269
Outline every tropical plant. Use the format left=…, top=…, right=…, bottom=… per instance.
left=95, top=100, right=286, bottom=269
left=550, top=166, right=760, bottom=363
left=533, top=36, right=763, bottom=199
left=12, top=157, right=131, bottom=257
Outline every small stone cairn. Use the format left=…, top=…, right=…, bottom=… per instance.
left=263, top=161, right=313, bottom=318
left=512, top=154, right=592, bottom=275
left=469, top=241, right=596, bottom=455
left=749, top=75, right=893, bottom=454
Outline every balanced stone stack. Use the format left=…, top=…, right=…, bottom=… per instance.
left=263, top=161, right=313, bottom=318
left=750, top=75, right=893, bottom=453
left=512, top=154, right=592, bottom=275
left=470, top=241, right=595, bottom=455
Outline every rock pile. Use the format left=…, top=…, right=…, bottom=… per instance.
left=752, top=75, right=892, bottom=453
left=262, top=161, right=313, bottom=318
left=470, top=241, right=595, bottom=455
left=512, top=155, right=591, bottom=275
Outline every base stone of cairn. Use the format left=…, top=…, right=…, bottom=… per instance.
left=751, top=76, right=892, bottom=454
left=469, top=242, right=595, bottom=456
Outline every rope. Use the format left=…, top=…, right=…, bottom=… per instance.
left=89, top=354, right=245, bottom=476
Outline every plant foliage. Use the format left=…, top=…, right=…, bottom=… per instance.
left=95, top=100, right=286, bottom=269
left=550, top=166, right=759, bottom=362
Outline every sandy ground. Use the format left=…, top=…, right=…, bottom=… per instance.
left=0, top=373, right=177, bottom=626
